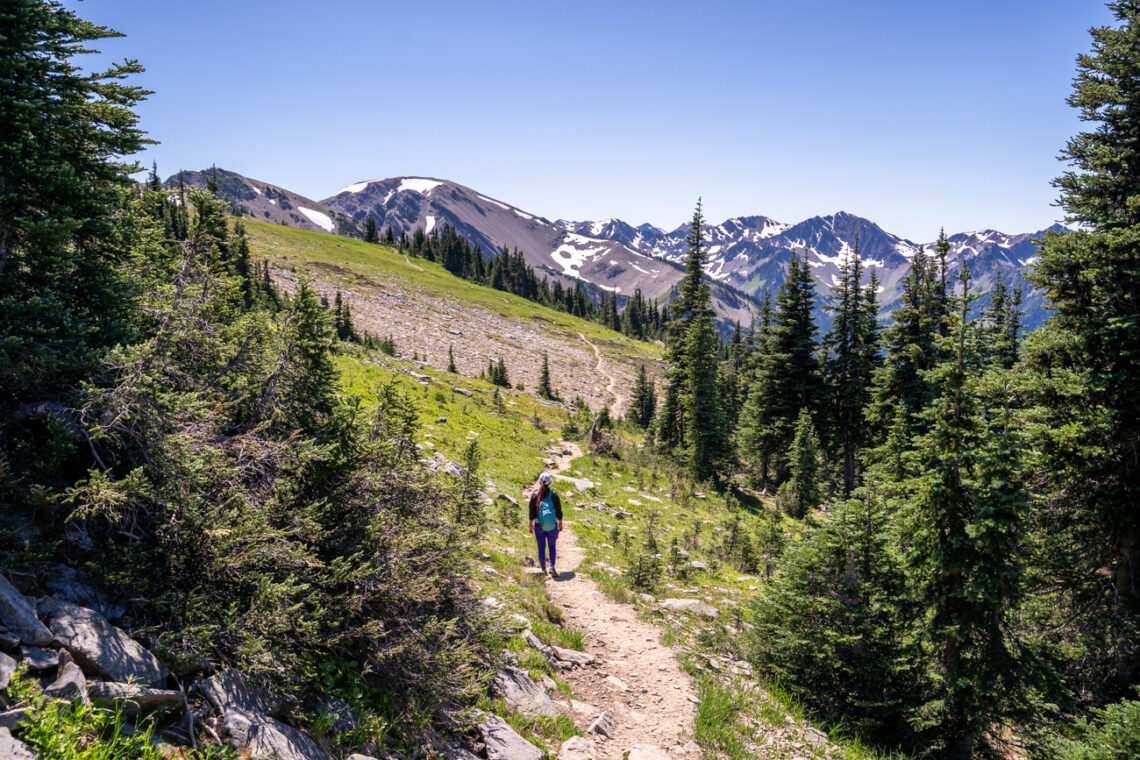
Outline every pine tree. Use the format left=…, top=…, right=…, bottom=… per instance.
left=1023, top=0, right=1140, bottom=691
left=658, top=200, right=729, bottom=480
left=628, top=364, right=657, bottom=428
left=905, top=268, right=1029, bottom=758
left=447, top=345, right=458, bottom=374
left=536, top=352, right=557, bottom=400
left=737, top=291, right=781, bottom=484
left=823, top=241, right=881, bottom=495
left=0, top=0, right=148, bottom=427
left=779, top=409, right=822, bottom=518
left=365, top=217, right=379, bottom=243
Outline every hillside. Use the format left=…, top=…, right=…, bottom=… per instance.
left=244, top=219, right=664, bottom=417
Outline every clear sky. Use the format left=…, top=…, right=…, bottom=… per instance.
left=63, top=0, right=1113, bottom=241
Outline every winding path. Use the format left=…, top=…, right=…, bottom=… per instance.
left=533, top=443, right=700, bottom=760
left=577, top=332, right=624, bottom=414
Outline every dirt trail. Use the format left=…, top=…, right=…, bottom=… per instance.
left=577, top=332, right=624, bottom=415
left=532, top=443, right=700, bottom=760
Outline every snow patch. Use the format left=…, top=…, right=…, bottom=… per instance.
left=425, top=215, right=436, bottom=235
left=340, top=181, right=373, bottom=194
left=399, top=178, right=445, bottom=195
left=476, top=194, right=511, bottom=211
left=250, top=184, right=262, bottom=196
left=268, top=199, right=277, bottom=205
left=596, top=283, right=621, bottom=293
left=298, top=207, right=335, bottom=232
left=630, top=262, right=659, bottom=276
left=514, top=208, right=535, bottom=221
left=551, top=233, right=608, bottom=277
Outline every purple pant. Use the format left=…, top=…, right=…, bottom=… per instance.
left=534, top=524, right=559, bottom=569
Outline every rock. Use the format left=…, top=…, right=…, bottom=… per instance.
left=688, top=561, right=707, bottom=571
left=496, top=493, right=519, bottom=506
left=0, top=573, right=53, bottom=646
left=541, top=674, right=557, bottom=692
left=637, top=593, right=654, bottom=603
left=436, top=417, right=447, bottom=424
left=804, top=727, right=828, bottom=746
left=509, top=614, right=531, bottom=632
left=551, top=645, right=595, bottom=667
left=88, top=681, right=184, bottom=714
left=627, top=744, right=671, bottom=760
left=491, top=666, right=557, bottom=718
left=439, top=747, right=480, bottom=760
left=201, top=669, right=285, bottom=718
left=452, top=387, right=473, bottom=397
left=686, top=694, right=700, bottom=704
left=658, top=598, right=719, bottom=619
left=482, top=597, right=502, bottom=609
left=0, top=652, right=15, bottom=690
left=0, top=707, right=31, bottom=731
left=0, top=727, right=35, bottom=760
left=315, top=694, right=358, bottom=733
left=44, top=662, right=88, bottom=704
left=0, top=628, right=19, bottom=649
left=522, top=556, right=536, bottom=567
left=43, top=565, right=124, bottom=620
left=586, top=710, right=614, bottom=738
left=39, top=598, right=168, bottom=686
left=559, top=736, right=597, bottom=760
left=18, top=646, right=58, bottom=670
left=442, top=460, right=467, bottom=478
left=476, top=712, right=543, bottom=760
left=568, top=699, right=598, bottom=720
left=223, top=709, right=329, bottom=760
left=347, top=755, right=383, bottom=760
left=603, top=675, right=628, bottom=691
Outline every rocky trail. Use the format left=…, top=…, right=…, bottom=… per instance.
left=577, top=333, right=624, bottom=414
left=515, top=443, right=700, bottom=760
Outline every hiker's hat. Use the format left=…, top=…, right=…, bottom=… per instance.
left=538, top=472, right=552, bottom=485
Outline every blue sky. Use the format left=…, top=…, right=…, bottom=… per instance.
left=65, top=0, right=1112, bottom=241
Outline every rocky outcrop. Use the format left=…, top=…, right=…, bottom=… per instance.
left=0, top=652, right=16, bottom=691
left=43, top=662, right=88, bottom=704
left=476, top=712, right=543, bottom=760
left=201, top=669, right=285, bottom=717
left=657, top=598, right=718, bottom=619
left=558, top=736, right=597, bottom=760
left=38, top=598, right=168, bottom=686
left=491, top=666, right=557, bottom=718
left=0, top=727, right=36, bottom=760
left=0, top=574, right=52, bottom=646
left=222, top=709, right=330, bottom=760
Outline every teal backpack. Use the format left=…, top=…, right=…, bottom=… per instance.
left=537, top=491, right=558, bottom=532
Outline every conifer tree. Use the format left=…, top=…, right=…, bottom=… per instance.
left=779, top=409, right=822, bottom=518
left=737, top=291, right=781, bottom=483
left=447, top=345, right=458, bottom=374
left=823, top=241, right=881, bottom=495
left=1023, top=0, right=1140, bottom=691
left=365, top=217, right=379, bottom=243
left=905, top=268, right=1028, bottom=758
left=536, top=352, right=556, bottom=400
left=658, top=200, right=729, bottom=480
left=628, top=364, right=657, bottom=428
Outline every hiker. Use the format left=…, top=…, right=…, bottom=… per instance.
left=528, top=471, right=563, bottom=577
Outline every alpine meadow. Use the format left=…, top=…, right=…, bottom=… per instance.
left=2, top=2, right=1140, bottom=760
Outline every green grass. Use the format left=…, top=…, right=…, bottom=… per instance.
left=244, top=219, right=662, bottom=369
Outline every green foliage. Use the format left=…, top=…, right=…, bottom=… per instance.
left=488, top=357, right=510, bottom=387
left=628, top=364, right=657, bottom=428
left=536, top=352, right=559, bottom=400
left=624, top=551, right=663, bottom=592
left=778, top=409, right=822, bottom=518
left=1041, top=692, right=1140, bottom=760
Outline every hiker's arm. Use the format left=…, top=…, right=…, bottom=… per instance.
left=555, top=493, right=563, bottom=530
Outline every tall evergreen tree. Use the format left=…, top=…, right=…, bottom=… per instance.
left=823, top=241, right=881, bottom=495
left=658, top=200, right=729, bottom=481
left=1023, top=0, right=1140, bottom=691
left=364, top=217, right=379, bottom=243
left=780, top=409, right=822, bottom=518
left=536, top=352, right=556, bottom=400
left=628, top=364, right=656, bottom=428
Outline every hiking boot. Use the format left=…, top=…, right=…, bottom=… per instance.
left=549, top=565, right=558, bottom=578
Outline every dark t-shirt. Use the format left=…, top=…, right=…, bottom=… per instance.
left=528, top=489, right=563, bottom=523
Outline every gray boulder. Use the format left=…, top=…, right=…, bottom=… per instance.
left=586, top=710, right=614, bottom=739
left=0, top=574, right=52, bottom=646
left=44, top=661, right=88, bottom=704
left=88, top=681, right=184, bottom=715
left=0, top=727, right=36, bottom=760
left=658, top=598, right=719, bottom=619
left=223, top=709, right=329, bottom=760
left=476, top=712, right=543, bottom=760
left=491, top=666, right=557, bottom=718
left=18, top=646, right=58, bottom=670
left=550, top=645, right=594, bottom=667
left=0, top=707, right=31, bottom=731
left=0, top=628, right=19, bottom=649
left=44, top=565, right=124, bottom=621
left=559, top=736, right=597, bottom=760
left=627, top=745, right=671, bottom=760
left=38, top=598, right=168, bottom=686
left=440, top=746, right=481, bottom=760
left=0, top=651, right=15, bottom=690
left=201, top=669, right=285, bottom=717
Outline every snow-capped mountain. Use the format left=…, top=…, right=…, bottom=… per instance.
left=560, top=212, right=1062, bottom=329
left=317, top=177, right=759, bottom=326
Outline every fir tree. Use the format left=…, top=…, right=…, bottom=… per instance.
left=447, top=344, right=458, bottom=374
left=1023, top=0, right=1140, bottom=692
left=779, top=409, right=822, bottom=518
left=536, top=352, right=557, bottom=400
left=365, top=217, right=379, bottom=243
left=628, top=364, right=657, bottom=428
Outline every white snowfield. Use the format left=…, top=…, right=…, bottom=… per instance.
left=477, top=193, right=511, bottom=211
left=339, top=180, right=373, bottom=194
left=298, top=207, right=335, bottom=232
left=399, top=178, right=444, bottom=195
left=552, top=233, right=608, bottom=277
left=425, top=215, right=436, bottom=234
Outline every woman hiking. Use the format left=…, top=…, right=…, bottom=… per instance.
left=528, top=471, right=563, bottom=577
